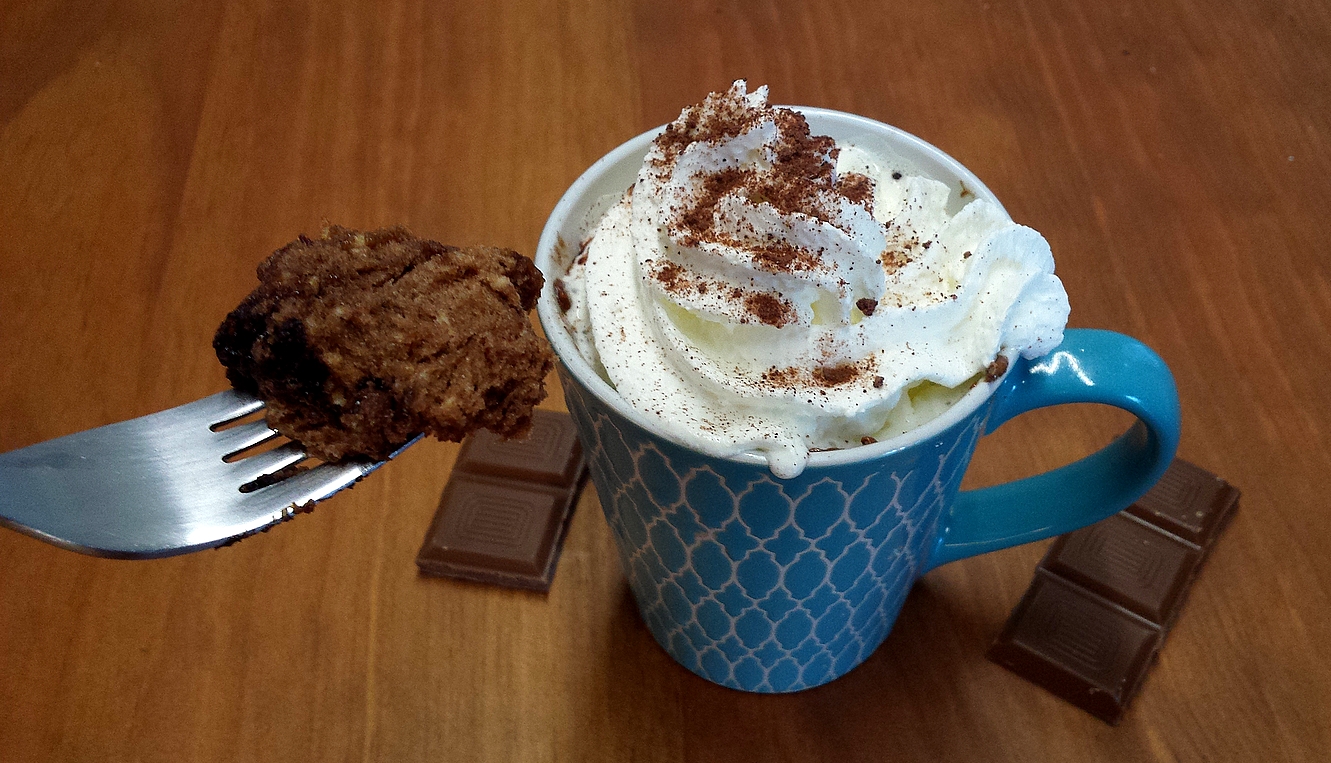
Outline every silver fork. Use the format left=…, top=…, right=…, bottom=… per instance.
left=0, top=390, right=418, bottom=559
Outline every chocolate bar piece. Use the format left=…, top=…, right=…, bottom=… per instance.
left=987, top=459, right=1239, bottom=724
left=416, top=409, right=586, bottom=592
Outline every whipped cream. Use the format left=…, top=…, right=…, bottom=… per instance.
left=557, top=82, right=1069, bottom=477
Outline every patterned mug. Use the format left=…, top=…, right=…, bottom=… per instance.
left=534, top=108, right=1181, bottom=693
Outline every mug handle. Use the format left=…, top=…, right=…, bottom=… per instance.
left=923, top=328, right=1181, bottom=571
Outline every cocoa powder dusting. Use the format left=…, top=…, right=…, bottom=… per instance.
left=762, top=366, right=800, bottom=386
left=678, top=167, right=754, bottom=244
left=742, top=238, right=820, bottom=273
left=812, top=363, right=859, bottom=387
left=670, top=94, right=848, bottom=256
left=836, top=172, right=875, bottom=214
left=655, top=262, right=686, bottom=292
left=652, top=87, right=766, bottom=166
left=744, top=293, right=795, bottom=328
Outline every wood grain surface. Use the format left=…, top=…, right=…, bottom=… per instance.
left=2, top=0, right=1328, bottom=760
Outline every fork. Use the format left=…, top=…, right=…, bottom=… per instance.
left=0, top=390, right=418, bottom=559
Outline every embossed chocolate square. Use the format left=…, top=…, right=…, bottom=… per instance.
left=988, top=459, right=1239, bottom=724
left=992, top=570, right=1162, bottom=722
left=1043, top=513, right=1202, bottom=627
left=416, top=409, right=587, bottom=592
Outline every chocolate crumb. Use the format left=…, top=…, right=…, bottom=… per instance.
left=812, top=363, right=858, bottom=387
left=856, top=298, right=878, bottom=317
left=873, top=375, right=884, bottom=388
left=963, top=250, right=973, bottom=259
left=860, top=436, right=877, bottom=446
left=984, top=355, right=1010, bottom=382
left=891, top=171, right=903, bottom=180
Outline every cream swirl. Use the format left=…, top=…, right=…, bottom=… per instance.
left=558, top=82, right=1069, bottom=477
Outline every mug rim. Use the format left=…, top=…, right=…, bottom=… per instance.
left=535, top=106, right=1014, bottom=473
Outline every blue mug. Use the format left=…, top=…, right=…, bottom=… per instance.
left=535, top=110, right=1181, bottom=692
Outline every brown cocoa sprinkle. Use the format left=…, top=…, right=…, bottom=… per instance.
left=655, top=87, right=859, bottom=270
left=655, top=262, right=686, bottom=292
left=882, top=250, right=911, bottom=270
left=762, top=366, right=800, bottom=386
left=860, top=436, right=877, bottom=446
left=984, top=355, right=1010, bottom=382
left=651, top=85, right=767, bottom=165
left=891, top=171, right=903, bottom=180
left=963, top=250, right=973, bottom=259
left=835, top=172, right=875, bottom=213
left=873, top=375, right=884, bottom=388
left=678, top=167, right=754, bottom=241
left=554, top=235, right=569, bottom=268
left=856, top=298, right=878, bottom=316
left=553, top=278, right=572, bottom=312
left=761, top=109, right=838, bottom=222
left=747, top=239, right=819, bottom=273
left=744, top=293, right=795, bottom=328
left=812, top=363, right=858, bottom=386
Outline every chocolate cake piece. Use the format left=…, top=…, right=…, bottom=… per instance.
left=214, top=225, right=553, bottom=461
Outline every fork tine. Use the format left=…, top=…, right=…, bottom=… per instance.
left=241, top=434, right=423, bottom=509
left=244, top=460, right=375, bottom=509
left=227, top=442, right=308, bottom=484
left=213, top=420, right=281, bottom=459
left=188, top=389, right=265, bottom=428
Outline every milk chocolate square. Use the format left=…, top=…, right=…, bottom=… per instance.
left=992, top=571, right=1162, bottom=722
left=988, top=459, right=1239, bottom=724
left=1043, top=513, right=1202, bottom=626
left=1126, top=459, right=1239, bottom=547
left=416, top=410, right=587, bottom=592
left=456, top=410, right=584, bottom=488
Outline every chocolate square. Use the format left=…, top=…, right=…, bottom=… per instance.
left=1043, top=513, right=1202, bottom=625
left=989, top=571, right=1162, bottom=724
left=457, top=410, right=584, bottom=488
left=419, top=475, right=564, bottom=584
left=988, top=459, right=1239, bottom=724
left=416, top=410, right=587, bottom=592
left=1126, top=459, right=1239, bottom=547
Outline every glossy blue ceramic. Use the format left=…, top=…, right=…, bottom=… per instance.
left=556, top=329, right=1179, bottom=692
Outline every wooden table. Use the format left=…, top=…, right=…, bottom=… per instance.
left=2, top=1, right=1328, bottom=759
